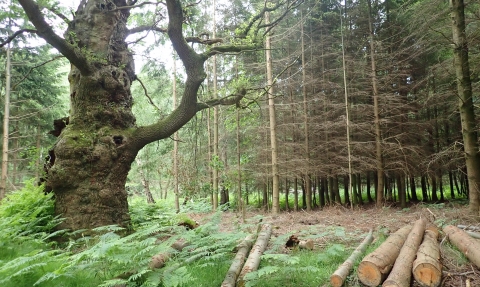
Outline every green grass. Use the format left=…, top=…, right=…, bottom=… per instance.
left=235, top=226, right=388, bottom=287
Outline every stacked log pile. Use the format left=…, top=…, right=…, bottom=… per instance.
left=355, top=218, right=443, bottom=287
left=220, top=220, right=480, bottom=287
left=331, top=219, right=480, bottom=287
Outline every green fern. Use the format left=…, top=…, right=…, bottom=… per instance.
left=0, top=181, right=252, bottom=287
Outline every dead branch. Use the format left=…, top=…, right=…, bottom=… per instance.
left=197, top=88, right=247, bottom=111
left=135, top=76, right=161, bottom=112
left=111, top=1, right=165, bottom=11
left=127, top=25, right=167, bottom=35
left=186, top=36, right=223, bottom=45
left=0, top=29, right=37, bottom=48
left=12, top=55, right=64, bottom=90
left=18, top=0, right=92, bottom=75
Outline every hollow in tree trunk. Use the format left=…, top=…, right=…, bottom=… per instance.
left=18, top=0, right=248, bottom=231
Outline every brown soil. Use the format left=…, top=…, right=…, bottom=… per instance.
left=189, top=202, right=480, bottom=287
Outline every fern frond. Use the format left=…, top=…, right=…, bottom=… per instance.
left=98, top=278, right=129, bottom=287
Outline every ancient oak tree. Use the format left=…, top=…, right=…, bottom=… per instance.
left=14, top=0, right=293, bottom=231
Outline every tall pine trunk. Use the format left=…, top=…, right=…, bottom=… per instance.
left=0, top=43, right=11, bottom=199
left=265, top=11, right=280, bottom=214
left=367, top=0, right=384, bottom=207
left=450, top=0, right=480, bottom=215
left=301, top=10, right=311, bottom=211
left=212, top=0, right=219, bottom=211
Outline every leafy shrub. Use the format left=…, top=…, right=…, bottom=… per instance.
left=0, top=180, right=67, bottom=287
left=0, top=180, right=61, bottom=238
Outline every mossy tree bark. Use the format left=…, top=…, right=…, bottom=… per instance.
left=17, top=0, right=251, bottom=231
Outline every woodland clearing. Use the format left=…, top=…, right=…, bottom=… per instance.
left=189, top=203, right=480, bottom=287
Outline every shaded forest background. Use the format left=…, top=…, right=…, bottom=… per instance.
left=1, top=0, right=479, bottom=211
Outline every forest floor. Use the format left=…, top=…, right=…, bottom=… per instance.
left=189, top=202, right=480, bottom=287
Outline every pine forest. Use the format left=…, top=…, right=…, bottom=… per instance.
left=0, top=0, right=480, bottom=286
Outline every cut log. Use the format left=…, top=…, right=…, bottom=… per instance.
left=466, top=230, right=480, bottom=239
left=457, top=225, right=480, bottom=239
left=457, top=225, right=480, bottom=232
left=425, top=224, right=439, bottom=237
left=383, top=217, right=427, bottom=287
left=330, top=229, right=374, bottom=287
left=112, top=238, right=190, bottom=287
left=149, top=238, right=190, bottom=269
left=412, top=227, right=442, bottom=287
left=221, top=235, right=255, bottom=287
left=236, top=224, right=272, bottom=287
left=357, top=225, right=413, bottom=286
left=444, top=225, right=480, bottom=268
left=299, top=239, right=314, bottom=250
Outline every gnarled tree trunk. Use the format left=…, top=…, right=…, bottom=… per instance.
left=18, top=0, right=248, bottom=232
left=44, top=0, right=140, bottom=231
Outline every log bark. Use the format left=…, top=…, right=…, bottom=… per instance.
left=458, top=225, right=480, bottom=232
left=330, top=229, right=374, bottom=287
left=221, top=235, right=255, bottom=287
left=236, top=224, right=272, bottom=287
left=299, top=239, right=314, bottom=250
left=383, top=217, right=427, bottom=287
left=149, top=238, right=190, bottom=269
left=358, top=225, right=412, bottom=286
left=444, top=225, right=480, bottom=268
left=412, top=228, right=442, bottom=287
left=112, top=238, right=189, bottom=287
left=466, top=231, right=480, bottom=239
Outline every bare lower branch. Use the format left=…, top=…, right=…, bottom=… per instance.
left=186, top=36, right=223, bottom=45
left=127, top=25, right=167, bottom=35
left=185, top=0, right=201, bottom=8
left=17, top=0, right=92, bottom=75
left=12, top=55, right=64, bottom=90
left=45, top=6, right=70, bottom=23
left=204, top=44, right=259, bottom=58
left=262, top=0, right=303, bottom=37
left=136, top=77, right=161, bottom=111
left=0, top=29, right=37, bottom=48
left=197, top=88, right=247, bottom=111
left=237, top=1, right=286, bottom=39
left=111, top=1, right=165, bottom=11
